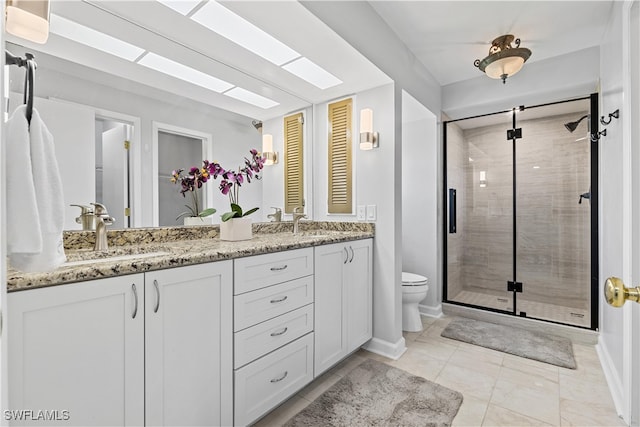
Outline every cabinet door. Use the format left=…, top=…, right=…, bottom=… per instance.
left=145, top=261, right=232, bottom=427
left=313, top=243, right=348, bottom=376
left=8, top=275, right=145, bottom=426
left=345, top=239, right=373, bottom=352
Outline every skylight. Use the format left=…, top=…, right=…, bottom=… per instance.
left=190, top=1, right=300, bottom=66
left=223, top=87, right=279, bottom=109
left=49, top=14, right=145, bottom=61
left=155, top=0, right=201, bottom=16
left=282, top=57, right=342, bottom=90
left=138, top=52, right=234, bottom=93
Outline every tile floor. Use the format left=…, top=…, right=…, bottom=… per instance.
left=254, top=315, right=626, bottom=427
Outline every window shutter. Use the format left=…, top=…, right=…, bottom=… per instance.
left=284, top=112, right=304, bottom=213
left=328, top=98, right=353, bottom=214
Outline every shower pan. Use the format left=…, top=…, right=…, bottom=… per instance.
left=443, top=94, right=599, bottom=329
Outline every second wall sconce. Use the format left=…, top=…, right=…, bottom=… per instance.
left=359, top=108, right=379, bottom=150
left=5, top=0, right=50, bottom=44
left=262, top=134, right=278, bottom=165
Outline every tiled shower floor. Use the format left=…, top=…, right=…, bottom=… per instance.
left=450, top=290, right=590, bottom=328
left=254, top=316, right=623, bottom=427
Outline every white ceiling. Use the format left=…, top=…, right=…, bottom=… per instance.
left=370, top=1, right=614, bottom=86
left=6, top=0, right=615, bottom=120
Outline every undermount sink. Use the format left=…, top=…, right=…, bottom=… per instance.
left=63, top=251, right=171, bottom=267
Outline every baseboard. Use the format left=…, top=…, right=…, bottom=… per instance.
left=362, top=336, right=407, bottom=360
left=419, top=303, right=443, bottom=318
left=596, top=337, right=625, bottom=418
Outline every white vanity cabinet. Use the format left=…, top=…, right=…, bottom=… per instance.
left=233, top=248, right=315, bottom=426
left=314, top=239, right=373, bottom=376
left=7, top=261, right=233, bottom=427
left=144, top=261, right=233, bottom=427
left=7, top=275, right=146, bottom=426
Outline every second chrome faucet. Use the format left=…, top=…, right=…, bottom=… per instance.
left=292, top=206, right=307, bottom=234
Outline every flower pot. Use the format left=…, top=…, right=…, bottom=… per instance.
left=219, top=216, right=252, bottom=241
left=183, top=216, right=214, bottom=226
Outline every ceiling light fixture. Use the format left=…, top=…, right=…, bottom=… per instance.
left=50, top=14, right=145, bottom=61
left=474, top=34, right=531, bottom=84
left=223, top=87, right=279, bottom=109
left=282, top=57, right=342, bottom=90
left=138, top=52, right=234, bottom=93
left=190, top=1, right=300, bottom=66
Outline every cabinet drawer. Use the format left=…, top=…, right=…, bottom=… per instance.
left=235, top=304, right=314, bottom=368
left=234, top=333, right=314, bottom=426
left=234, top=248, right=313, bottom=295
left=234, top=276, right=313, bottom=331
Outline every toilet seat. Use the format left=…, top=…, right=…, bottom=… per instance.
left=402, top=272, right=428, bottom=286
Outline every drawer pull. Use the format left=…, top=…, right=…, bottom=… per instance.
left=270, top=265, right=288, bottom=271
left=131, top=284, right=138, bottom=319
left=270, top=327, right=288, bottom=337
left=270, top=295, right=288, bottom=304
left=153, top=279, right=160, bottom=313
left=270, top=371, right=288, bottom=383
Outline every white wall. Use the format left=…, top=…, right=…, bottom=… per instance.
left=401, top=91, right=440, bottom=317
left=442, top=47, right=600, bottom=120
left=313, top=83, right=405, bottom=358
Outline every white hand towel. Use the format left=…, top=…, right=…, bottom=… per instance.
left=6, top=105, right=42, bottom=255
left=8, top=107, right=66, bottom=272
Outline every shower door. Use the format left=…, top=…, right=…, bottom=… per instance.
left=444, top=94, right=598, bottom=329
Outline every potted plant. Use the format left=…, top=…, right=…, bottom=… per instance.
left=213, top=149, right=264, bottom=240
left=172, top=149, right=264, bottom=239
left=170, top=166, right=216, bottom=225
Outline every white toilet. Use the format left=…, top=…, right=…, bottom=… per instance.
left=402, top=272, right=429, bottom=332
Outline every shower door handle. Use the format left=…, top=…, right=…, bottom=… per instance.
left=604, top=277, right=640, bottom=307
left=449, top=189, right=457, bottom=233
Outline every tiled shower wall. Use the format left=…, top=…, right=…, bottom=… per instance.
left=447, top=112, right=591, bottom=321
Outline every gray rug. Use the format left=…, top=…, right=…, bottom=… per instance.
left=441, top=317, right=576, bottom=369
left=284, top=359, right=463, bottom=427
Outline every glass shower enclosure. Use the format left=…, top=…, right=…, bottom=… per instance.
left=443, top=94, right=598, bottom=329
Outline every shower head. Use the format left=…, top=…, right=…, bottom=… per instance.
left=564, top=115, right=589, bottom=133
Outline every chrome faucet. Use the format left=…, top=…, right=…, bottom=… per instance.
left=91, top=203, right=115, bottom=251
left=71, top=204, right=96, bottom=231
left=292, top=206, right=307, bottom=234
left=267, top=207, right=282, bottom=222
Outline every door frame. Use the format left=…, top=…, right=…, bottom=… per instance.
left=94, top=109, right=142, bottom=228
left=151, top=121, right=213, bottom=227
left=442, top=94, right=599, bottom=330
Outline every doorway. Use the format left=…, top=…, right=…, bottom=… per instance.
left=152, top=122, right=213, bottom=227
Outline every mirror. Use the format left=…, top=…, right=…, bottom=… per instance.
left=4, top=1, right=314, bottom=229
left=4, top=1, right=391, bottom=230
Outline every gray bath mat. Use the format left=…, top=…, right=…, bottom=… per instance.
left=441, top=317, right=576, bottom=369
left=284, top=359, right=463, bottom=427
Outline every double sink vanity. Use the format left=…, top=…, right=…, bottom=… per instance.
left=6, top=221, right=374, bottom=426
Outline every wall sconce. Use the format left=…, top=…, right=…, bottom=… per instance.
left=5, top=0, right=50, bottom=44
left=359, top=108, right=379, bottom=150
left=479, top=171, right=487, bottom=188
left=262, top=134, right=278, bottom=165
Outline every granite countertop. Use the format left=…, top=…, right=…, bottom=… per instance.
left=7, top=221, right=374, bottom=292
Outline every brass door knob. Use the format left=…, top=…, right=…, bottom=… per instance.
left=604, top=277, right=640, bottom=307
